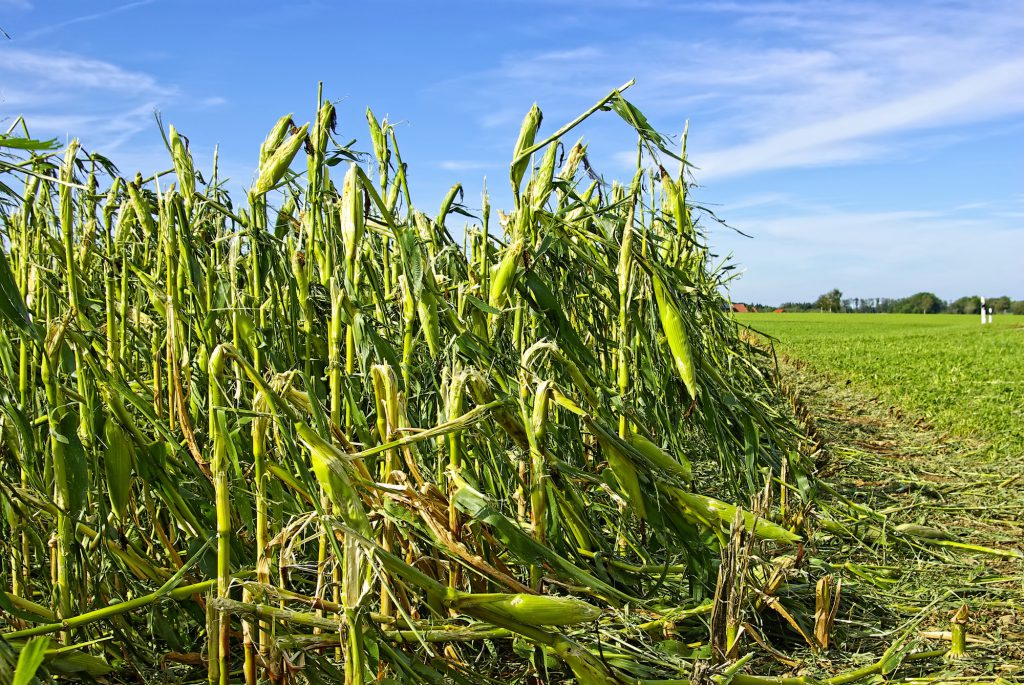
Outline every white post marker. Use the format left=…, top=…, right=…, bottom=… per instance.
left=981, top=297, right=987, bottom=325
left=989, top=306, right=994, bottom=324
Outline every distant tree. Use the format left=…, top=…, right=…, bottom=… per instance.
left=815, top=288, right=843, bottom=312
left=987, top=296, right=1012, bottom=314
left=1011, top=300, right=1024, bottom=316
left=921, top=292, right=944, bottom=313
left=948, top=296, right=981, bottom=314
left=893, top=292, right=944, bottom=314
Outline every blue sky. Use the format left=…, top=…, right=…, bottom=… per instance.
left=1, top=0, right=1021, bottom=304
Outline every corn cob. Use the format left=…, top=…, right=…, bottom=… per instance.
left=653, top=273, right=698, bottom=400
left=254, top=123, right=309, bottom=195
left=451, top=592, right=600, bottom=626
left=103, top=417, right=134, bottom=522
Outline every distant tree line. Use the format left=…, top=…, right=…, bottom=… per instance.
left=778, top=289, right=1024, bottom=314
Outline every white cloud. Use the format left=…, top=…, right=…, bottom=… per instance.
left=713, top=204, right=1024, bottom=303
left=697, top=59, right=1024, bottom=178
left=437, top=160, right=492, bottom=171
left=713, top=192, right=795, bottom=212
left=440, top=1, right=1024, bottom=179
left=20, top=103, right=161, bottom=151
left=0, top=47, right=174, bottom=156
left=20, top=0, right=156, bottom=40
left=1, top=48, right=170, bottom=94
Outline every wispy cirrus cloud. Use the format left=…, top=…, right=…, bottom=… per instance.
left=0, top=0, right=207, bottom=169
left=0, top=41, right=233, bottom=178
left=0, top=47, right=174, bottom=153
left=438, top=1, right=1024, bottom=180
left=437, top=159, right=492, bottom=171
left=19, top=0, right=157, bottom=41
left=1, top=48, right=171, bottom=94
left=697, top=58, right=1024, bottom=178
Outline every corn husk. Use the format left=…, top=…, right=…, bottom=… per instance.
left=653, top=274, right=698, bottom=400
left=628, top=431, right=692, bottom=483
left=254, top=123, right=309, bottom=195
left=103, top=417, right=134, bottom=522
left=510, top=104, right=542, bottom=195
left=452, top=592, right=601, bottom=626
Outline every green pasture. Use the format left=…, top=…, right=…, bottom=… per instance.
left=738, top=312, right=1024, bottom=457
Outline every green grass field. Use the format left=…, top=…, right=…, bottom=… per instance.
left=737, top=313, right=1024, bottom=457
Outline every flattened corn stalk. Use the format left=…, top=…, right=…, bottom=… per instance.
left=0, top=87, right=915, bottom=682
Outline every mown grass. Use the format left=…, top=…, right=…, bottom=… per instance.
left=744, top=313, right=1024, bottom=675
left=774, top=355, right=1024, bottom=675
left=738, top=313, right=1024, bottom=458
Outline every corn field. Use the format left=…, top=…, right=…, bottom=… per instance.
left=0, top=84, right=820, bottom=683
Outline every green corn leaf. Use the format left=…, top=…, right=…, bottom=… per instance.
left=13, top=636, right=49, bottom=685
left=0, top=250, right=34, bottom=338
